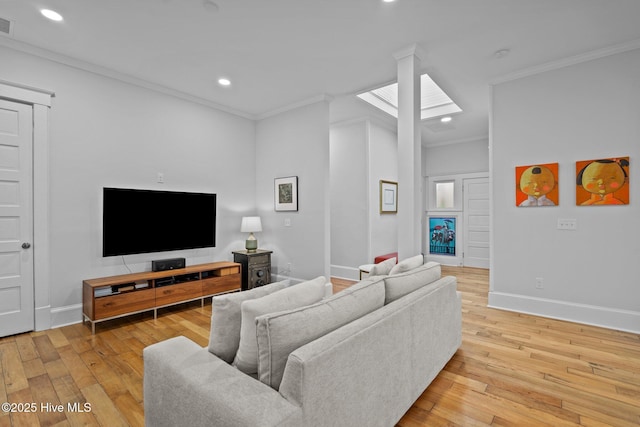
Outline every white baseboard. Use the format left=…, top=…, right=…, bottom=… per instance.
left=35, top=305, right=51, bottom=331
left=330, top=265, right=360, bottom=281
left=488, top=292, right=640, bottom=334
left=50, top=303, right=83, bottom=329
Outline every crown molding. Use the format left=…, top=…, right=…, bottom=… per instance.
left=255, top=94, right=334, bottom=120
left=491, top=38, right=640, bottom=86
left=0, top=37, right=254, bottom=119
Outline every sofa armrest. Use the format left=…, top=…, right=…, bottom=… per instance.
left=144, top=336, right=302, bottom=427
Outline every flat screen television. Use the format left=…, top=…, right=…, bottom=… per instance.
left=103, top=187, right=216, bottom=257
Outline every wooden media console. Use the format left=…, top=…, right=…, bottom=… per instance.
left=82, top=261, right=241, bottom=334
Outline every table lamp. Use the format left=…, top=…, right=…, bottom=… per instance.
left=241, top=216, right=262, bottom=251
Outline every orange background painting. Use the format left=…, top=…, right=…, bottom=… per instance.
left=575, top=157, right=629, bottom=205
left=515, top=163, right=559, bottom=207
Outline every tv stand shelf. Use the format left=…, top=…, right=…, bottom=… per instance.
left=83, top=261, right=241, bottom=334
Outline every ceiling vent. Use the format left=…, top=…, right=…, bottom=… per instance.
left=0, top=17, right=13, bottom=36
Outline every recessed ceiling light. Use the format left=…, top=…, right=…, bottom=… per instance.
left=218, top=78, right=231, bottom=87
left=41, top=9, right=63, bottom=22
left=383, top=0, right=396, bottom=2
left=440, top=116, right=452, bottom=123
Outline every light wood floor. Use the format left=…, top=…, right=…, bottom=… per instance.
left=1, top=267, right=639, bottom=426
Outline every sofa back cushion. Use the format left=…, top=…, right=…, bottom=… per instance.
left=255, top=277, right=385, bottom=390
left=384, top=262, right=441, bottom=304
left=208, top=279, right=289, bottom=362
left=368, top=257, right=396, bottom=276
left=388, top=254, right=424, bottom=276
left=233, top=277, right=327, bottom=375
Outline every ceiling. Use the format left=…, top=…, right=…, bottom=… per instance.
left=2, top=0, right=640, bottom=146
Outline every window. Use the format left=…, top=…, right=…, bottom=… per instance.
left=435, top=182, right=455, bottom=209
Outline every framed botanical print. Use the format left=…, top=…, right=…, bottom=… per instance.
left=275, top=176, right=298, bottom=211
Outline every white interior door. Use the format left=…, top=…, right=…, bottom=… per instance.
left=0, top=99, right=34, bottom=337
left=463, top=177, right=490, bottom=268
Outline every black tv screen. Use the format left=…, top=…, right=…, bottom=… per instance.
left=103, top=187, right=216, bottom=257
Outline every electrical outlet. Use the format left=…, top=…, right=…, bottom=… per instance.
left=157, top=172, right=164, bottom=183
left=535, top=277, right=544, bottom=289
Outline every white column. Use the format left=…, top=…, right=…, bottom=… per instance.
left=394, top=45, right=423, bottom=260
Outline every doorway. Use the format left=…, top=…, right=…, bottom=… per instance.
left=463, top=177, right=490, bottom=268
left=426, top=173, right=490, bottom=268
left=0, top=98, right=34, bottom=336
left=0, top=82, right=53, bottom=336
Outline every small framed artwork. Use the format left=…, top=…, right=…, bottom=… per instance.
left=576, top=157, right=629, bottom=205
left=275, top=176, right=298, bottom=211
left=379, top=180, right=398, bottom=214
left=515, top=163, right=559, bottom=207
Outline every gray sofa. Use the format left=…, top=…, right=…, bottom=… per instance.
left=144, top=259, right=462, bottom=427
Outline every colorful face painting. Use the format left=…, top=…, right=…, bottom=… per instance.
left=515, top=163, right=559, bottom=207
left=576, top=157, right=629, bottom=205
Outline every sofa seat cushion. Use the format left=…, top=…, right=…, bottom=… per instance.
left=255, top=277, right=385, bottom=390
left=384, top=262, right=441, bottom=304
left=388, top=254, right=424, bottom=275
left=208, top=279, right=289, bottom=363
left=368, top=256, right=397, bottom=276
left=233, top=276, right=327, bottom=375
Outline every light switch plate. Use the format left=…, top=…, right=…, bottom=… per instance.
left=557, top=218, right=577, bottom=230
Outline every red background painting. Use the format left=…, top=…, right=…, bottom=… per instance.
left=515, top=162, right=559, bottom=206
left=575, top=157, right=629, bottom=205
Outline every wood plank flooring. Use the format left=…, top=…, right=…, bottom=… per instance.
left=0, top=267, right=638, bottom=426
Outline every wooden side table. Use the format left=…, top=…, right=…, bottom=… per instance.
left=232, top=249, right=272, bottom=290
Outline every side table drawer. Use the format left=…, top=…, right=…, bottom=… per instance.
left=156, top=282, right=202, bottom=307
left=94, top=288, right=156, bottom=320
left=249, top=254, right=270, bottom=265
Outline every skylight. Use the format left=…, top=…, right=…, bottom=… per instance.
left=357, top=73, right=461, bottom=120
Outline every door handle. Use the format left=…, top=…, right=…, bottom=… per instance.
left=22, top=242, right=31, bottom=249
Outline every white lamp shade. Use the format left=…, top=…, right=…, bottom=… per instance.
left=240, top=216, right=262, bottom=233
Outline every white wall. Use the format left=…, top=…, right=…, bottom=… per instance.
left=369, top=122, right=398, bottom=258
left=329, top=119, right=397, bottom=279
left=330, top=120, right=368, bottom=278
left=255, top=100, right=331, bottom=283
left=2, top=46, right=257, bottom=328
left=490, top=48, right=640, bottom=333
left=423, top=138, right=489, bottom=177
